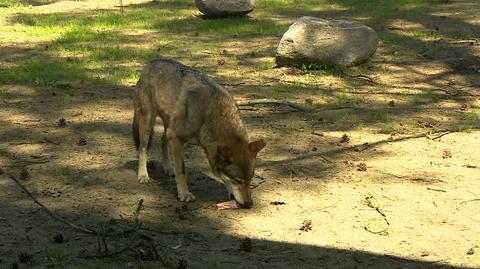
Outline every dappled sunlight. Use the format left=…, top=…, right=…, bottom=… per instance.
left=1, top=0, right=479, bottom=268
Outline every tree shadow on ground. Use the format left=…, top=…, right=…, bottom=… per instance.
left=1, top=176, right=477, bottom=269
left=1, top=1, right=479, bottom=268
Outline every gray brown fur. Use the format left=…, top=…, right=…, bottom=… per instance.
left=132, top=58, right=265, bottom=207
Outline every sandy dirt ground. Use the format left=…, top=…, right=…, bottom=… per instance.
left=1, top=0, right=479, bottom=268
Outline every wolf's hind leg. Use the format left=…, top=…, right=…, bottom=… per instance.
left=160, top=128, right=175, bottom=177
left=136, top=110, right=155, bottom=184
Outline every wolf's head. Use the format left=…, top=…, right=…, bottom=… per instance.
left=212, top=139, right=266, bottom=208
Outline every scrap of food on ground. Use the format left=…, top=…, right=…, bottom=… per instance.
left=0, top=0, right=479, bottom=268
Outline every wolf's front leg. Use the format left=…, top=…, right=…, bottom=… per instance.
left=170, top=136, right=195, bottom=202
left=136, top=115, right=154, bottom=184
left=137, top=146, right=150, bottom=183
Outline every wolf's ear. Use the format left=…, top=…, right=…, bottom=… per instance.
left=217, top=145, right=233, bottom=164
left=248, top=139, right=266, bottom=156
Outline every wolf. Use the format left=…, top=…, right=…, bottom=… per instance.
left=132, top=58, right=266, bottom=208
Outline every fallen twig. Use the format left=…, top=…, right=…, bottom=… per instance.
left=317, top=153, right=333, bottom=164
left=137, top=231, right=161, bottom=259
left=134, top=199, right=144, bottom=227
left=222, top=82, right=245, bottom=87
left=339, top=70, right=378, bottom=84
left=118, top=0, right=124, bottom=15
left=9, top=175, right=96, bottom=234
left=426, top=187, right=447, bottom=193
left=353, top=142, right=371, bottom=152
left=8, top=175, right=161, bottom=260
left=84, top=240, right=142, bottom=258
left=450, top=39, right=478, bottom=44
left=317, top=106, right=355, bottom=111
left=10, top=174, right=139, bottom=236
left=364, top=226, right=389, bottom=236
left=236, top=99, right=306, bottom=111
left=43, top=137, right=61, bottom=145
left=238, top=106, right=260, bottom=111
left=250, top=174, right=267, bottom=189
left=306, top=201, right=339, bottom=212
left=365, top=194, right=390, bottom=226
left=426, top=131, right=453, bottom=140
left=456, top=198, right=480, bottom=210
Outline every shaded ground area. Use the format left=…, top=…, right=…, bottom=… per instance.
left=0, top=0, right=479, bottom=268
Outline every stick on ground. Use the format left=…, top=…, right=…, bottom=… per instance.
left=8, top=175, right=161, bottom=260
left=236, top=99, right=306, bottom=111
left=9, top=175, right=97, bottom=235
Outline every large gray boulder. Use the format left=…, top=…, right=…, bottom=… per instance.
left=276, top=16, right=378, bottom=67
left=195, top=0, right=255, bottom=18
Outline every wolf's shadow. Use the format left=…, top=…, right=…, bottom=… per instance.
left=124, top=159, right=229, bottom=203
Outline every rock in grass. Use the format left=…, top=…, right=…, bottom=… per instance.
left=276, top=16, right=378, bottom=67
left=195, top=0, right=255, bottom=18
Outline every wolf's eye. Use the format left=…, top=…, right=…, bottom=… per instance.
left=221, top=167, right=243, bottom=182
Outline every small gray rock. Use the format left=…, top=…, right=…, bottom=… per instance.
left=195, top=0, right=255, bottom=18
left=276, top=16, right=378, bottom=67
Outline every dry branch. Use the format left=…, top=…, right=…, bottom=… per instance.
left=339, top=70, right=378, bottom=84
left=317, top=154, right=333, bottom=163
left=8, top=175, right=161, bottom=260
left=249, top=174, right=267, bottom=189
left=426, top=187, right=447, bottom=193
left=317, top=106, right=355, bottom=111
left=364, top=226, right=389, bottom=236
left=236, top=99, right=306, bottom=111
left=456, top=198, right=480, bottom=210
left=426, top=131, right=453, bottom=140
left=85, top=240, right=143, bottom=258
left=364, top=194, right=390, bottom=226
left=9, top=175, right=96, bottom=235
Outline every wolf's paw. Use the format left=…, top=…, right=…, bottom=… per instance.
left=162, top=164, right=175, bottom=177
left=137, top=175, right=150, bottom=184
left=178, top=192, right=196, bottom=202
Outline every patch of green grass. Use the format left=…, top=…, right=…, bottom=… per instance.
left=0, top=2, right=290, bottom=86
left=411, top=91, right=444, bottom=105
left=367, top=110, right=390, bottom=123
left=159, top=16, right=287, bottom=37
left=456, top=124, right=473, bottom=133
left=328, top=0, right=438, bottom=15
left=0, top=59, right=89, bottom=86
left=461, top=111, right=480, bottom=128
left=322, top=93, right=360, bottom=109
left=259, top=58, right=276, bottom=70
left=0, top=0, right=86, bottom=7
left=377, top=124, right=401, bottom=134
left=335, top=111, right=356, bottom=125
left=275, top=84, right=300, bottom=94
left=34, top=245, right=69, bottom=267
left=277, top=124, right=293, bottom=134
